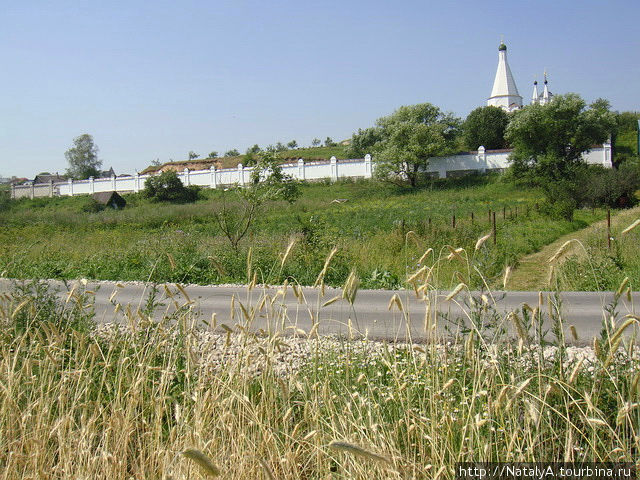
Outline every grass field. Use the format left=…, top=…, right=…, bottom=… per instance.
left=1, top=268, right=638, bottom=478
left=555, top=209, right=640, bottom=291
left=0, top=175, right=609, bottom=289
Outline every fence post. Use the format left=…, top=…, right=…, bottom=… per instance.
left=492, top=212, right=497, bottom=245
left=364, top=154, right=372, bottom=178
left=134, top=173, right=140, bottom=193
left=238, top=164, right=244, bottom=185
left=89, top=177, right=95, bottom=194
left=210, top=166, right=217, bottom=188
left=330, top=156, right=337, bottom=181
left=49, top=180, right=54, bottom=197
left=68, top=178, right=74, bottom=196
left=184, top=168, right=190, bottom=186
left=298, top=158, right=305, bottom=180
left=111, top=175, right=117, bottom=191
left=10, top=184, right=15, bottom=199
left=30, top=183, right=35, bottom=199
left=607, top=209, right=611, bottom=250
left=471, top=212, right=474, bottom=224
left=452, top=214, right=456, bottom=229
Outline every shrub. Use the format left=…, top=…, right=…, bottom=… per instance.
left=580, top=163, right=640, bottom=208
left=80, top=198, right=106, bottom=213
left=143, top=170, right=201, bottom=203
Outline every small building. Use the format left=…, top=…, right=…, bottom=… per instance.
left=33, top=173, right=67, bottom=185
left=92, top=191, right=126, bottom=209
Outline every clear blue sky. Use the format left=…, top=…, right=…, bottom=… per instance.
left=1, top=0, right=638, bottom=178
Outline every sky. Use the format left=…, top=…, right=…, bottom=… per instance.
left=1, top=0, right=639, bottom=179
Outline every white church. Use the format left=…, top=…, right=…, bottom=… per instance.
left=487, top=42, right=552, bottom=112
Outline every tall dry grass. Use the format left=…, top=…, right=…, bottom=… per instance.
left=0, top=242, right=639, bottom=479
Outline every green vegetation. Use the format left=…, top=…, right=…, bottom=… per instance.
left=1, top=263, right=638, bottom=478
left=463, top=105, right=509, bottom=150
left=0, top=175, right=608, bottom=289
left=556, top=208, right=640, bottom=291
left=65, top=133, right=102, bottom=180
left=142, top=170, right=201, bottom=203
left=350, top=103, right=461, bottom=187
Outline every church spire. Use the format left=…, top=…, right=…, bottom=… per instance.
left=531, top=80, right=539, bottom=104
left=487, top=41, right=523, bottom=112
left=541, top=70, right=551, bottom=105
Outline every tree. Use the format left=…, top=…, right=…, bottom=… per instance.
left=214, top=150, right=300, bottom=250
left=369, top=103, right=461, bottom=187
left=311, top=138, right=321, bottom=147
left=142, top=170, right=200, bottom=203
left=505, top=94, right=616, bottom=218
left=287, top=140, right=298, bottom=149
left=274, top=142, right=287, bottom=152
left=348, top=127, right=383, bottom=158
left=463, top=106, right=509, bottom=150
left=65, top=134, right=101, bottom=180
left=188, top=151, right=200, bottom=160
left=324, top=137, right=337, bottom=147
left=208, top=151, right=219, bottom=158
left=505, top=94, right=616, bottom=183
left=246, top=144, right=261, bottom=155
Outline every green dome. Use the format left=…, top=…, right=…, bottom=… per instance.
left=498, top=43, right=507, bottom=51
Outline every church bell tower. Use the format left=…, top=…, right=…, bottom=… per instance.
left=487, top=42, right=523, bottom=112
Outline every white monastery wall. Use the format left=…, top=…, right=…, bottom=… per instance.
left=11, top=144, right=612, bottom=199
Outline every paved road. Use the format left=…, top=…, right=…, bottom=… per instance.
left=1, top=279, right=638, bottom=344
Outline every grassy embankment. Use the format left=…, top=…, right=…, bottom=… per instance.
left=1, top=254, right=638, bottom=478
left=0, top=175, right=608, bottom=289
left=509, top=206, right=640, bottom=291
left=144, top=145, right=351, bottom=173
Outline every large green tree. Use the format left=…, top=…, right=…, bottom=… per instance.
left=463, top=106, right=509, bottom=150
left=505, top=94, right=616, bottom=182
left=505, top=94, right=616, bottom=219
left=65, top=134, right=101, bottom=180
left=366, top=103, right=461, bottom=187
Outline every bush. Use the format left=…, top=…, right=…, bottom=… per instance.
left=143, top=170, right=201, bottom=203
left=580, top=163, right=640, bottom=208
left=0, top=189, right=10, bottom=212
left=80, top=198, right=106, bottom=213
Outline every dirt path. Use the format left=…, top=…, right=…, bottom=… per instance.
left=508, top=206, right=640, bottom=290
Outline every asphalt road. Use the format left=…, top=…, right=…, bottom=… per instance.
left=1, top=279, right=638, bottom=344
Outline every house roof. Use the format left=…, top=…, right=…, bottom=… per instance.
left=33, top=174, right=67, bottom=184
left=92, top=191, right=126, bottom=206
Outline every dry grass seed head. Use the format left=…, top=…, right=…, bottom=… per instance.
left=181, top=449, right=221, bottom=477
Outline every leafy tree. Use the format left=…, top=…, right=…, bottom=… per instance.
left=348, top=127, right=383, bottom=158
left=246, top=144, right=261, bottom=155
left=287, top=140, right=298, bottom=149
left=311, top=138, right=321, bottom=147
left=208, top=151, right=219, bottom=158
left=142, top=170, right=201, bottom=203
left=506, top=94, right=615, bottom=182
left=324, top=137, right=337, bottom=147
left=214, top=150, right=300, bottom=250
left=463, top=106, right=509, bottom=150
left=188, top=151, right=200, bottom=160
left=224, top=149, right=240, bottom=157
left=65, top=134, right=102, bottom=180
left=505, top=94, right=616, bottom=218
left=371, top=103, right=461, bottom=187
left=275, top=142, right=286, bottom=152
left=151, top=158, right=162, bottom=167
